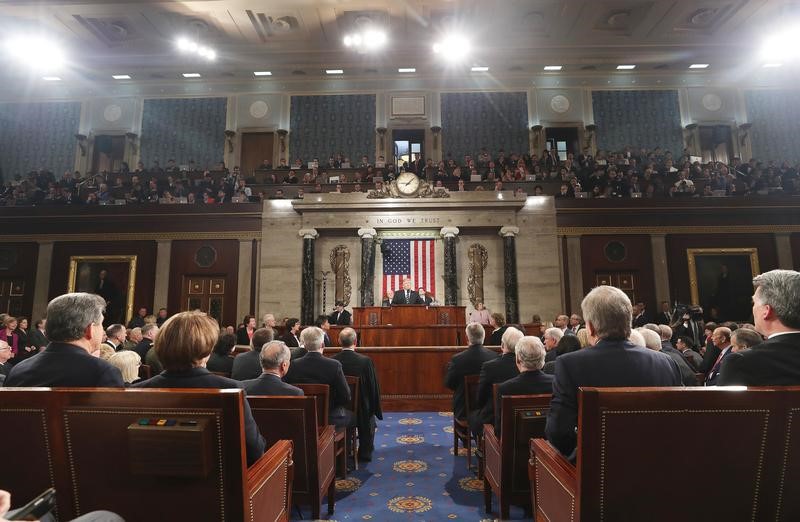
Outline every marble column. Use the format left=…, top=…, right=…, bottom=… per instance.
left=299, top=228, right=318, bottom=325
left=153, top=240, right=172, bottom=311
left=775, top=232, right=794, bottom=270
left=31, top=241, right=54, bottom=321
left=650, top=234, right=671, bottom=305
left=358, top=228, right=377, bottom=307
left=440, top=226, right=460, bottom=306
left=237, top=240, right=254, bottom=320
left=500, top=226, right=520, bottom=324
left=565, top=236, right=583, bottom=315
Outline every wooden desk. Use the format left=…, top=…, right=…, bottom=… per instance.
left=353, top=305, right=465, bottom=326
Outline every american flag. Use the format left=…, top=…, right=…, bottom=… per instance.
left=382, top=239, right=436, bottom=299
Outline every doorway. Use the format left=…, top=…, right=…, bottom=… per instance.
left=240, top=132, right=275, bottom=179
left=545, top=127, right=580, bottom=161
left=91, top=135, right=126, bottom=174
left=698, top=125, right=733, bottom=164
left=182, top=276, right=226, bottom=325
left=392, top=129, right=425, bottom=170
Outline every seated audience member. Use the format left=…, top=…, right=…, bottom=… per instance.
left=4, top=293, right=124, bottom=387
left=236, top=315, right=257, bottom=346
left=628, top=329, right=646, bottom=347
left=123, top=327, right=142, bottom=351
left=643, top=324, right=697, bottom=386
left=545, top=286, right=682, bottom=459
left=316, top=315, right=332, bottom=347
left=232, top=327, right=274, bottom=381
left=242, top=341, right=303, bottom=396
left=0, top=341, right=12, bottom=376
left=1, top=488, right=123, bottom=522
left=495, top=336, right=554, bottom=435
left=28, top=318, right=48, bottom=351
left=568, top=314, right=583, bottom=334
left=128, top=307, right=147, bottom=329
left=207, top=333, right=236, bottom=374
left=328, top=300, right=352, bottom=326
left=445, top=323, right=497, bottom=420
left=469, top=302, right=491, bottom=325
left=543, top=327, right=564, bottom=363
left=155, top=307, right=169, bottom=327
left=284, top=326, right=352, bottom=428
left=133, top=323, right=158, bottom=361
left=332, top=328, right=383, bottom=461
left=282, top=318, right=301, bottom=349
left=675, top=335, right=703, bottom=371
left=575, top=328, right=590, bottom=348
left=133, top=311, right=266, bottom=466
left=0, top=317, right=19, bottom=364
left=705, top=327, right=733, bottom=385
left=720, top=269, right=800, bottom=385
left=108, top=350, right=142, bottom=386
left=730, top=328, right=763, bottom=353
left=262, top=313, right=276, bottom=329
left=469, top=326, right=523, bottom=436
left=543, top=334, right=581, bottom=374
left=486, top=313, right=507, bottom=345
left=554, top=314, right=573, bottom=336
left=94, top=344, right=116, bottom=361
left=103, top=323, right=126, bottom=352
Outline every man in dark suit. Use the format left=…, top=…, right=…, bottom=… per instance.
left=4, top=293, right=124, bottom=387
left=332, top=328, right=383, bottom=461
left=0, top=340, right=12, bottom=377
left=656, top=301, right=673, bottom=325
left=316, top=315, right=333, bottom=347
left=232, top=327, right=274, bottom=381
left=391, top=278, right=422, bottom=305
left=494, top=336, right=554, bottom=435
left=545, top=286, right=682, bottom=459
left=632, top=301, right=651, bottom=328
left=282, top=318, right=301, bottom=348
left=675, top=335, right=703, bottom=371
left=127, top=307, right=148, bottom=329
left=418, top=288, right=434, bottom=305
left=242, top=341, right=304, bottom=396
left=720, top=270, right=800, bottom=385
left=705, top=327, right=733, bottom=385
left=133, top=323, right=158, bottom=361
left=28, top=319, right=48, bottom=350
left=328, top=301, right=352, bottom=326
left=469, top=326, right=523, bottom=436
left=444, top=323, right=497, bottom=420
left=284, top=326, right=352, bottom=429
left=103, top=323, right=126, bottom=352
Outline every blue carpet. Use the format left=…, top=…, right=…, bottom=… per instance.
left=292, top=412, right=530, bottom=521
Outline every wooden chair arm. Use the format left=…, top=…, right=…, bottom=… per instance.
left=246, top=439, right=294, bottom=522
left=483, top=423, right=502, bottom=487
left=530, top=438, right=577, bottom=522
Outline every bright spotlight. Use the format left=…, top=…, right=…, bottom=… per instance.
left=206, top=49, right=216, bottom=61
left=432, top=34, right=471, bottom=61
left=343, top=35, right=352, bottom=47
left=176, top=37, right=191, bottom=51
left=5, top=37, right=65, bottom=71
left=760, top=30, right=800, bottom=63
left=363, top=29, right=387, bottom=49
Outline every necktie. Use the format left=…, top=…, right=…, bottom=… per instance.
left=406, top=291, right=410, bottom=303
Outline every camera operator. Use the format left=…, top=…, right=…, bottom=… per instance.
left=673, top=306, right=704, bottom=350
left=673, top=170, right=695, bottom=196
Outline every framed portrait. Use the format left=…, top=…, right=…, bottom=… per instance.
left=687, top=248, right=759, bottom=322
left=67, top=255, right=137, bottom=326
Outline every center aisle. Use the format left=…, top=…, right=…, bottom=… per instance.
left=292, top=411, right=529, bottom=521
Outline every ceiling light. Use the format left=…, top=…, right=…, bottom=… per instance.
left=182, top=73, right=201, bottom=78
left=544, top=65, right=563, bottom=71
left=343, top=29, right=386, bottom=51
left=471, top=66, right=489, bottom=72
left=616, top=64, right=636, bottom=70
left=398, top=68, right=416, bottom=73
left=175, top=37, right=215, bottom=61
left=326, top=69, right=344, bottom=75
left=432, top=34, right=471, bottom=62
left=42, top=76, right=61, bottom=81
left=760, top=30, right=798, bottom=63
left=253, top=71, right=272, bottom=76
left=112, top=74, right=131, bottom=80
left=689, top=63, right=710, bottom=69
left=763, top=62, right=783, bottom=68
left=5, top=37, right=65, bottom=71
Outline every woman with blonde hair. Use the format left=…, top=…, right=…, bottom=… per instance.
left=576, top=328, right=590, bottom=348
left=132, top=310, right=266, bottom=465
left=109, top=350, right=141, bottom=385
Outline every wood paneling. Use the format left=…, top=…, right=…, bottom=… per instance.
left=792, top=233, right=800, bottom=271
left=665, top=234, right=778, bottom=308
left=168, top=240, right=239, bottom=328
left=0, top=243, right=38, bottom=320
left=580, top=235, right=655, bottom=312
left=49, top=241, right=156, bottom=318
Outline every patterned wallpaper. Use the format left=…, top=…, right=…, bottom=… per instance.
left=290, top=94, right=376, bottom=163
left=0, top=101, right=80, bottom=180
left=592, top=90, right=683, bottom=156
left=745, top=90, right=800, bottom=162
left=441, top=92, right=529, bottom=160
left=140, top=97, right=227, bottom=170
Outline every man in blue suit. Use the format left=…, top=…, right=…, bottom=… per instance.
left=545, top=285, right=682, bottom=459
left=4, top=293, right=124, bottom=388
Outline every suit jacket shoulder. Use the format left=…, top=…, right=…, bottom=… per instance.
left=719, top=333, right=800, bottom=386
left=243, top=374, right=304, bottom=396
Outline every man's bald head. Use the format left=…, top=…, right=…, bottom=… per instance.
left=259, top=341, right=291, bottom=372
